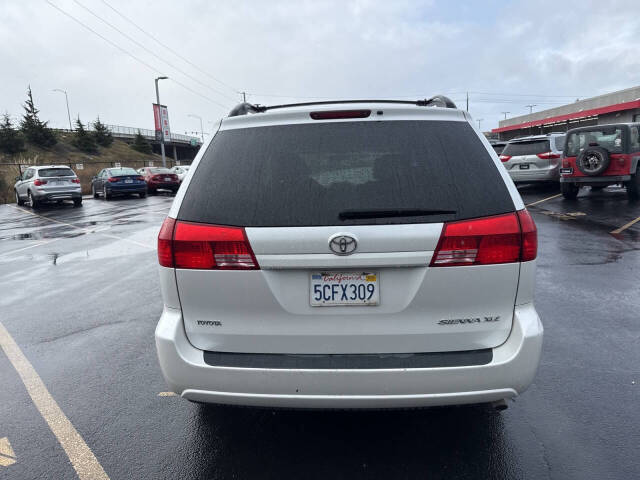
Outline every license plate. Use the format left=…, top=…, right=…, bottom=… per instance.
left=560, top=168, right=573, bottom=174
left=125, top=179, right=133, bottom=183
left=164, top=177, right=171, bottom=181
left=519, top=164, right=530, bottom=170
left=310, top=272, right=379, bottom=306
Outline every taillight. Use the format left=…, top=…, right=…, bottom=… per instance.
left=517, top=209, right=537, bottom=262
left=157, top=219, right=259, bottom=270
left=158, top=217, right=176, bottom=267
left=137, top=176, right=145, bottom=181
left=107, top=177, right=118, bottom=182
left=430, top=211, right=537, bottom=267
left=499, top=155, right=511, bottom=162
left=72, top=178, right=80, bottom=184
left=33, top=179, right=47, bottom=186
left=310, top=110, right=371, bottom=120
left=562, top=159, right=570, bottom=168
left=536, top=151, right=561, bottom=159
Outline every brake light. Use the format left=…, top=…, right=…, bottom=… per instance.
left=430, top=211, right=537, bottom=267
left=310, top=110, right=371, bottom=120
left=107, top=177, right=118, bottom=182
left=499, top=155, right=511, bottom=162
left=72, top=178, right=80, bottom=184
left=157, top=219, right=259, bottom=270
left=537, top=151, right=561, bottom=159
left=33, top=179, right=47, bottom=186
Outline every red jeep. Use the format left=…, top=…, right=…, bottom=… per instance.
left=560, top=123, right=640, bottom=200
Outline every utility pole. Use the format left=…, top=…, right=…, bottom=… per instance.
left=466, top=92, right=469, bottom=112
left=501, top=111, right=510, bottom=120
left=155, top=76, right=168, bottom=167
left=477, top=118, right=484, bottom=131
left=242, top=92, right=247, bottom=102
left=52, top=89, right=72, bottom=130
left=525, top=104, right=537, bottom=114
left=188, top=114, right=205, bottom=143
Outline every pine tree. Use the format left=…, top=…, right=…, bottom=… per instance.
left=0, top=113, right=25, bottom=154
left=72, top=117, right=98, bottom=153
left=20, top=85, right=57, bottom=147
left=92, top=117, right=113, bottom=147
left=131, top=130, right=152, bottom=154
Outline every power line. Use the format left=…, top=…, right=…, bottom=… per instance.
left=72, top=0, right=237, bottom=103
left=45, top=1, right=231, bottom=110
left=100, top=0, right=239, bottom=95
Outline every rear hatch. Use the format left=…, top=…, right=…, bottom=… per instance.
left=501, top=139, right=556, bottom=172
left=174, top=118, right=520, bottom=354
left=38, top=167, right=78, bottom=193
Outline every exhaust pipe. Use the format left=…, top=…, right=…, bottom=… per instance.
left=491, top=399, right=508, bottom=411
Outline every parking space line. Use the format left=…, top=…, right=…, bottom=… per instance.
left=0, top=321, right=109, bottom=480
left=0, top=238, right=62, bottom=258
left=611, top=215, right=640, bottom=234
left=526, top=193, right=562, bottom=207
left=7, top=205, right=154, bottom=250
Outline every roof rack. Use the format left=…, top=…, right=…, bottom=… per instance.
left=227, top=95, right=457, bottom=117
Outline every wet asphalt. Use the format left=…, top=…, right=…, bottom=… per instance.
left=0, top=185, right=639, bottom=480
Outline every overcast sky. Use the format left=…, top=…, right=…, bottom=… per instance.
left=1, top=0, right=639, bottom=136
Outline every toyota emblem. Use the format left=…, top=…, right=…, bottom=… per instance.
left=328, top=234, right=358, bottom=255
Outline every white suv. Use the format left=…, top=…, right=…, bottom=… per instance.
left=155, top=98, right=543, bottom=410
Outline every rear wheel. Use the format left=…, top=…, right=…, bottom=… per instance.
left=139, top=192, right=146, bottom=198
left=15, top=190, right=24, bottom=206
left=561, top=182, right=579, bottom=200
left=103, top=186, right=111, bottom=200
left=92, top=184, right=99, bottom=198
left=28, top=191, right=39, bottom=209
left=73, top=198, right=82, bottom=207
left=148, top=188, right=156, bottom=195
left=627, top=173, right=640, bottom=200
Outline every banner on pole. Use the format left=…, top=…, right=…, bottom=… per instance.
left=153, top=103, right=171, bottom=143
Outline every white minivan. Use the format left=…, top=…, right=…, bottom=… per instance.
left=155, top=97, right=543, bottom=410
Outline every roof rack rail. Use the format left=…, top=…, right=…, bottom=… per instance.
left=227, top=95, right=457, bottom=117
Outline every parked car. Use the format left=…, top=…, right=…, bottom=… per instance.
left=499, top=133, right=565, bottom=183
left=170, top=165, right=191, bottom=182
left=14, top=165, right=82, bottom=208
left=155, top=97, right=543, bottom=410
left=91, top=167, right=147, bottom=200
left=490, top=141, right=508, bottom=155
left=141, top=167, right=180, bottom=194
left=560, top=123, right=640, bottom=200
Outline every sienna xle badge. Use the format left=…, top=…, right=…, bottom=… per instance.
left=155, top=96, right=543, bottom=410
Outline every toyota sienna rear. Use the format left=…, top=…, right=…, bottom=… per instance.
left=155, top=97, right=543, bottom=409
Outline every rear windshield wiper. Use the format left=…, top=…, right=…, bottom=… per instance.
left=338, top=208, right=457, bottom=220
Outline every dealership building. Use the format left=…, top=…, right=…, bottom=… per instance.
left=492, top=85, right=640, bottom=140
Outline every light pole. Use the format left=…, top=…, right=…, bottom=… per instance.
left=501, top=111, right=510, bottom=120
left=188, top=114, right=204, bottom=143
left=525, top=104, right=537, bottom=114
left=52, top=89, right=72, bottom=130
left=155, top=76, right=168, bottom=167
left=477, top=118, right=484, bottom=131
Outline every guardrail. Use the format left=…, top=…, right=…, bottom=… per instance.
left=53, top=124, right=201, bottom=145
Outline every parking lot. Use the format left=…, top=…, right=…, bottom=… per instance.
left=0, top=186, right=639, bottom=479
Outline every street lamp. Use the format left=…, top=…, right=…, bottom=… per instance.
left=477, top=118, right=484, bottom=131
left=501, top=111, right=510, bottom=120
left=188, top=114, right=205, bottom=143
left=52, top=89, right=72, bottom=131
left=155, top=76, right=169, bottom=167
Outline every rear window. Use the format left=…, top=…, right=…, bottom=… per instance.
left=178, top=121, right=514, bottom=227
left=150, top=168, right=171, bottom=174
left=553, top=135, right=566, bottom=151
left=565, top=127, right=625, bottom=157
left=38, top=168, right=75, bottom=177
left=491, top=144, right=506, bottom=155
left=109, top=168, right=138, bottom=176
left=502, top=140, right=550, bottom=157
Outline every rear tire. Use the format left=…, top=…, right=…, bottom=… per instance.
left=73, top=198, right=82, bottom=207
left=28, top=191, right=39, bottom=209
left=561, top=182, right=579, bottom=200
left=148, top=188, right=156, bottom=195
left=103, top=186, right=111, bottom=200
left=92, top=184, right=99, bottom=198
left=139, top=192, right=146, bottom=198
left=627, top=173, right=640, bottom=201
left=15, top=190, right=24, bottom=206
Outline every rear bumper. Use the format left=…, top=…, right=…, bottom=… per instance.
left=33, top=190, right=82, bottom=201
left=560, top=175, right=630, bottom=184
left=148, top=183, right=179, bottom=190
left=155, top=303, right=543, bottom=409
left=105, top=184, right=147, bottom=194
left=509, top=166, right=559, bottom=182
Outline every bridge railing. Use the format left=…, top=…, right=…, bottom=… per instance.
left=53, top=124, right=201, bottom=145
